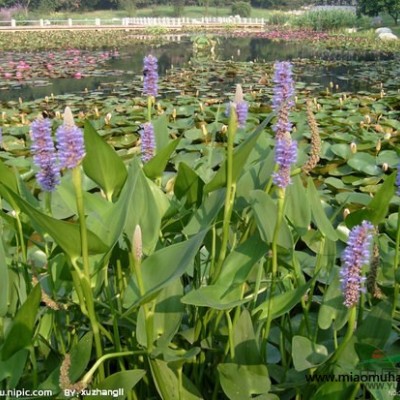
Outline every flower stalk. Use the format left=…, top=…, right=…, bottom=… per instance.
left=57, top=107, right=104, bottom=379
left=213, top=105, right=237, bottom=282
left=393, top=167, right=400, bottom=316
left=263, top=188, right=285, bottom=351
left=131, top=225, right=154, bottom=353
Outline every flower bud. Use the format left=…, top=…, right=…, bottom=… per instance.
left=104, top=112, right=112, bottom=125
left=201, top=124, right=208, bottom=137
left=133, top=225, right=142, bottom=262
left=383, top=132, right=391, bottom=141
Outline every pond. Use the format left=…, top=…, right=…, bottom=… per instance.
left=1, top=35, right=399, bottom=102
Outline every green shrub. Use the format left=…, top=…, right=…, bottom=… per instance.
left=292, top=10, right=359, bottom=31
left=231, top=1, right=252, bottom=18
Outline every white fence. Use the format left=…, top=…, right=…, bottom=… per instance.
left=0, top=16, right=265, bottom=30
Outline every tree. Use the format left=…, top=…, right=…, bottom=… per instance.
left=358, top=0, right=400, bottom=24
left=357, top=0, right=384, bottom=16
left=383, top=0, right=400, bottom=24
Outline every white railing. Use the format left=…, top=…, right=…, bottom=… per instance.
left=0, top=16, right=265, bottom=29
left=123, top=16, right=265, bottom=27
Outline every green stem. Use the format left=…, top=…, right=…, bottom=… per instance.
left=330, top=306, right=357, bottom=364
left=392, top=207, right=400, bottom=316
left=225, top=311, right=235, bottom=360
left=209, top=225, right=217, bottom=281
left=82, top=351, right=144, bottom=385
left=251, top=259, right=264, bottom=310
left=177, top=367, right=183, bottom=400
left=29, top=346, right=38, bottom=388
left=44, top=191, right=52, bottom=215
left=72, top=260, right=105, bottom=380
left=213, top=109, right=237, bottom=282
left=263, top=189, right=285, bottom=354
left=15, top=212, right=27, bottom=263
left=71, top=167, right=90, bottom=280
left=71, top=168, right=105, bottom=379
left=131, top=253, right=154, bottom=352
left=70, top=268, right=88, bottom=316
left=307, top=237, right=326, bottom=342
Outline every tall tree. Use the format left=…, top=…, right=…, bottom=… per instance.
left=358, top=0, right=384, bottom=16
left=383, top=0, right=400, bottom=24
left=358, top=0, right=400, bottom=24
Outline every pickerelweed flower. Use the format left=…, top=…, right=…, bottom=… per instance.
left=143, top=55, right=158, bottom=97
left=225, top=84, right=249, bottom=128
left=272, top=61, right=295, bottom=111
left=56, top=107, right=85, bottom=169
left=141, top=122, right=156, bottom=163
left=272, top=133, right=297, bottom=189
left=30, top=117, right=60, bottom=191
left=340, top=220, right=374, bottom=308
left=272, top=61, right=295, bottom=139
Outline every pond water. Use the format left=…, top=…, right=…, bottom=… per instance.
left=1, top=35, right=398, bottom=102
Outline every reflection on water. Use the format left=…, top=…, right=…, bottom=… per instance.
left=0, top=36, right=398, bottom=102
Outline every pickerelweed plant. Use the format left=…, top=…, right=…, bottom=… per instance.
left=141, top=54, right=158, bottom=164
left=0, top=53, right=400, bottom=400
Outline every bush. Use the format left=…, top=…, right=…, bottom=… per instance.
left=292, top=10, right=359, bottom=31
left=231, top=1, right=252, bottom=17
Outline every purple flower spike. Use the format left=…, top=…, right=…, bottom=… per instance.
left=272, top=135, right=297, bottom=189
left=340, top=220, right=374, bottom=308
left=236, top=101, right=249, bottom=128
left=226, top=84, right=249, bottom=128
left=30, top=117, right=60, bottom=191
left=141, top=122, right=156, bottom=163
left=272, top=61, right=295, bottom=112
left=56, top=107, right=85, bottom=170
left=396, top=162, right=400, bottom=196
left=272, top=61, right=295, bottom=138
left=143, top=55, right=158, bottom=97
left=234, top=84, right=248, bottom=127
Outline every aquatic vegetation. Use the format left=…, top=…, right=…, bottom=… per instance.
left=0, top=37, right=399, bottom=400
left=0, top=49, right=120, bottom=91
